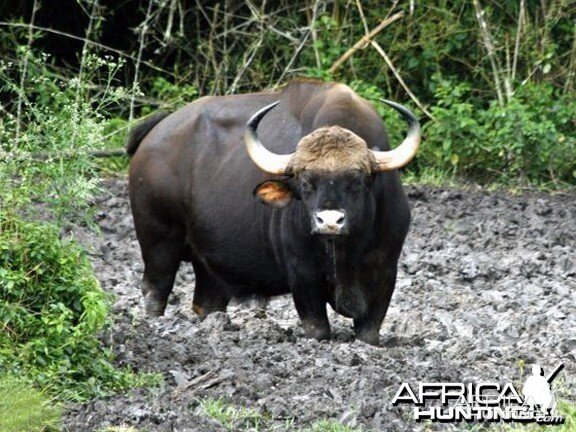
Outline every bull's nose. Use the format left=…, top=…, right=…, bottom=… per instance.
left=313, top=209, right=347, bottom=235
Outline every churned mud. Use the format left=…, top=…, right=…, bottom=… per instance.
left=63, top=177, right=575, bottom=432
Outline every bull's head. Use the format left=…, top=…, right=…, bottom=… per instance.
left=245, top=100, right=421, bottom=237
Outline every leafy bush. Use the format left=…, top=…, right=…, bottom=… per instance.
left=0, top=31, right=160, bottom=405
left=347, top=80, right=406, bottom=146
left=421, top=77, right=576, bottom=185
left=0, top=213, right=150, bottom=401
left=142, top=76, right=198, bottom=114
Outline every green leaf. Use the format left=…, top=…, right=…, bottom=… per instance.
left=407, top=58, right=419, bottom=69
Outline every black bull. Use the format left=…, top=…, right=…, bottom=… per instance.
left=127, top=80, right=421, bottom=345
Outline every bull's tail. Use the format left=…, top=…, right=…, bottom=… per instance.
left=126, top=111, right=171, bottom=156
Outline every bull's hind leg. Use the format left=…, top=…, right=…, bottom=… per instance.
left=190, top=257, right=230, bottom=319
left=137, top=225, right=186, bottom=317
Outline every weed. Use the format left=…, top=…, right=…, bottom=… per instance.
left=200, top=397, right=264, bottom=431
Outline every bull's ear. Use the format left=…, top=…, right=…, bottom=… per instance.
left=254, top=180, right=294, bottom=209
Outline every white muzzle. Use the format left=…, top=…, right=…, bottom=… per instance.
left=312, top=209, right=347, bottom=235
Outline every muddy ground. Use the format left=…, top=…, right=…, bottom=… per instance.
left=63, top=177, right=575, bottom=432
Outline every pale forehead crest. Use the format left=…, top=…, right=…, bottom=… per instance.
left=287, top=126, right=377, bottom=174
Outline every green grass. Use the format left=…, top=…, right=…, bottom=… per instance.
left=0, top=375, right=61, bottom=432
left=200, top=397, right=264, bottom=430
left=199, top=397, right=576, bottom=432
left=403, top=166, right=460, bottom=188
left=402, top=166, right=576, bottom=196
left=199, top=397, right=367, bottom=432
left=305, top=420, right=366, bottom=432
left=99, top=427, right=140, bottom=432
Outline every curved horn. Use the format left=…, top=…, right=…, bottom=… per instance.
left=372, top=99, right=422, bottom=171
left=245, top=101, right=293, bottom=175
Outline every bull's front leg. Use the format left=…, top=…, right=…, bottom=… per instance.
left=353, top=263, right=398, bottom=346
left=353, top=308, right=387, bottom=346
left=288, top=270, right=330, bottom=341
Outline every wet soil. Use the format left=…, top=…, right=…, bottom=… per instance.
left=63, top=177, right=575, bottom=431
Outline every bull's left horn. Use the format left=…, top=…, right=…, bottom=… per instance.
left=245, top=101, right=293, bottom=175
left=372, top=100, right=421, bottom=171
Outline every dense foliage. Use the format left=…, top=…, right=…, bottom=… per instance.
left=422, top=78, right=576, bottom=183
left=1, top=0, right=574, bottom=185
left=0, top=213, right=151, bottom=401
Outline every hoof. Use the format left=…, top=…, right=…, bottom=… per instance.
left=303, top=321, right=331, bottom=342
left=355, top=330, right=380, bottom=346
left=145, top=295, right=167, bottom=317
left=192, top=302, right=206, bottom=319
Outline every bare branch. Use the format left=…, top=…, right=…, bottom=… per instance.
left=164, top=0, right=178, bottom=43
left=15, top=0, right=40, bottom=146
left=371, top=41, right=435, bottom=121
left=227, top=34, right=264, bottom=94
left=129, top=0, right=155, bottom=123
left=472, top=0, right=507, bottom=105
left=512, top=0, right=525, bottom=82
left=274, top=1, right=323, bottom=87
left=355, top=0, right=370, bottom=35
left=328, top=12, right=404, bottom=74
left=0, top=21, right=174, bottom=76
left=73, top=0, right=100, bottom=144
left=308, top=0, right=323, bottom=68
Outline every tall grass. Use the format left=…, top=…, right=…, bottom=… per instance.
left=0, top=375, right=61, bottom=432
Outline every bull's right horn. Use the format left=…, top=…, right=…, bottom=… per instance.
left=245, top=101, right=293, bottom=175
left=372, top=99, right=421, bottom=171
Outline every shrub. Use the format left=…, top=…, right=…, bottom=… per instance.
left=0, top=212, right=149, bottom=401
left=347, top=80, right=406, bottom=147
left=142, top=76, right=198, bottom=114
left=0, top=36, right=158, bottom=404
left=422, top=77, right=576, bottom=185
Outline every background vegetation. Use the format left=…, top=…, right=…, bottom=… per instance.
left=0, top=0, right=574, bottom=430
left=1, top=0, right=575, bottom=187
